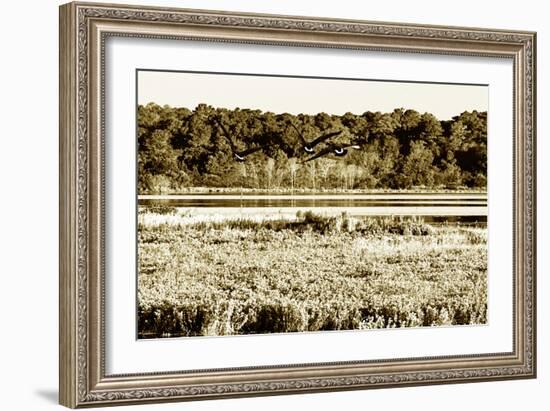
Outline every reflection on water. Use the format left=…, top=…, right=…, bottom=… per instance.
left=138, top=193, right=488, bottom=225
left=421, top=215, right=486, bottom=225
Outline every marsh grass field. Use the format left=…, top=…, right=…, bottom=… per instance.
left=137, top=206, right=487, bottom=338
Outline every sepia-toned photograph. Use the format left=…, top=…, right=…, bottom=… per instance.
left=136, top=70, right=488, bottom=339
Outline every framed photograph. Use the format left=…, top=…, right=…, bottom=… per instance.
left=59, top=1, right=536, bottom=408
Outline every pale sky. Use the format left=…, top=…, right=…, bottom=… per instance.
left=137, top=70, right=487, bottom=120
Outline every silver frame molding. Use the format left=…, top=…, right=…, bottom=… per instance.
left=59, top=2, right=536, bottom=408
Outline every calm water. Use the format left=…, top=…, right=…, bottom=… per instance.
left=139, top=193, right=487, bottom=224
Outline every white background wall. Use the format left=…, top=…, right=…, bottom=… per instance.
left=0, top=0, right=546, bottom=410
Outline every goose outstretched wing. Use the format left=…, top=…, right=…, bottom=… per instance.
left=235, top=145, right=267, bottom=157
left=290, top=122, right=343, bottom=150
left=213, top=117, right=238, bottom=152
left=308, top=130, right=343, bottom=148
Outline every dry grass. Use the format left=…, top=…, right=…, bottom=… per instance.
left=137, top=210, right=487, bottom=338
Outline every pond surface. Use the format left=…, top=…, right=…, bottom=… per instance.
left=139, top=193, right=487, bottom=224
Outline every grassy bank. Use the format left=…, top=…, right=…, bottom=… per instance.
left=138, top=211, right=487, bottom=338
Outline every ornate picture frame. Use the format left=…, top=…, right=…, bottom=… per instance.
left=59, top=1, right=536, bottom=408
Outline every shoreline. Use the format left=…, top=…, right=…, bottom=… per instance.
left=138, top=193, right=487, bottom=200
left=139, top=187, right=487, bottom=196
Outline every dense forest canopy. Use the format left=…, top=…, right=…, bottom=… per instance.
left=137, top=103, right=487, bottom=193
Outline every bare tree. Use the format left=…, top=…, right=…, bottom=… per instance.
left=248, top=162, right=259, bottom=188
left=239, top=163, right=247, bottom=197
left=306, top=161, right=317, bottom=191
left=288, top=158, right=299, bottom=194
left=265, top=158, right=275, bottom=190
left=346, top=164, right=361, bottom=189
left=318, top=158, right=333, bottom=191
left=336, top=162, right=347, bottom=190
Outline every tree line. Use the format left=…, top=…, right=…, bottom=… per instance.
left=138, top=103, right=487, bottom=193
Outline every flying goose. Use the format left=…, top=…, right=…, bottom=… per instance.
left=289, top=121, right=343, bottom=154
left=302, top=142, right=361, bottom=163
left=213, top=117, right=269, bottom=162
